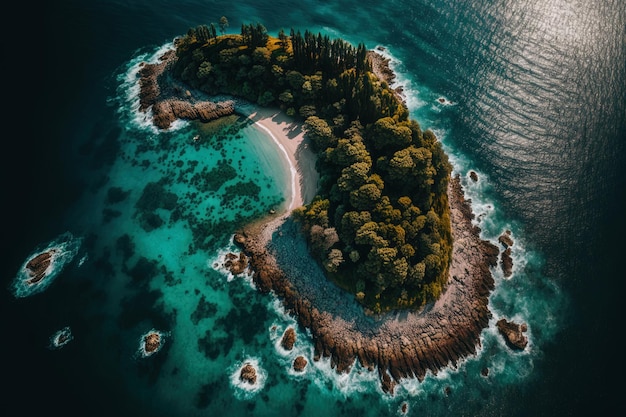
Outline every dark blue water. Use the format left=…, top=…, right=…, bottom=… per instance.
left=4, top=1, right=625, bottom=416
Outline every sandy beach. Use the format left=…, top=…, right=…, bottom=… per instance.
left=244, top=107, right=319, bottom=211
left=236, top=107, right=319, bottom=244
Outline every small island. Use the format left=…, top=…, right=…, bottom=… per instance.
left=49, top=326, right=73, bottom=350
left=24, top=250, right=56, bottom=285
left=12, top=231, right=83, bottom=298
left=138, top=329, right=166, bottom=358
left=138, top=21, right=509, bottom=394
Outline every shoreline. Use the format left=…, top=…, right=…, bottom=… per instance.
left=227, top=105, right=319, bottom=246
left=242, top=107, right=319, bottom=213
left=138, top=45, right=501, bottom=395
left=234, top=175, right=499, bottom=394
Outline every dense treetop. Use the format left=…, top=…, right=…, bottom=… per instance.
left=172, top=22, right=453, bottom=312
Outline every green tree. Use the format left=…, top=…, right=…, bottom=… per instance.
left=370, top=117, right=413, bottom=152
left=337, top=162, right=371, bottom=193
left=350, top=183, right=382, bottom=211
left=325, top=137, right=371, bottom=167
left=196, top=24, right=210, bottom=43
left=303, top=116, right=336, bottom=150
left=197, top=61, right=213, bottom=79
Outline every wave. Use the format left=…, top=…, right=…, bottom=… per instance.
left=113, top=42, right=189, bottom=135
left=209, top=238, right=256, bottom=287
left=228, top=356, right=268, bottom=399
left=11, top=231, right=83, bottom=298
left=48, top=326, right=73, bottom=350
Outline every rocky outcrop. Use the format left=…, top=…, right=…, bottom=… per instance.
left=293, top=356, right=308, bottom=372
left=144, top=332, right=161, bottom=353
left=151, top=99, right=234, bottom=130
left=498, top=230, right=514, bottom=277
left=25, top=250, right=55, bottom=284
left=234, top=175, right=500, bottom=395
left=137, top=47, right=235, bottom=130
left=368, top=48, right=405, bottom=103
left=496, top=318, right=528, bottom=350
left=239, top=362, right=257, bottom=384
left=281, top=327, right=296, bottom=350
left=498, top=230, right=513, bottom=248
left=223, top=252, right=248, bottom=276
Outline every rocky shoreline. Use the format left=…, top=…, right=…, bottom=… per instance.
left=137, top=41, right=525, bottom=394
left=233, top=175, right=501, bottom=394
left=137, top=48, right=235, bottom=129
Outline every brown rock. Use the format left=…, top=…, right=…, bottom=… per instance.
left=498, top=230, right=514, bottom=248
left=144, top=332, right=161, bottom=353
left=224, top=252, right=248, bottom=275
left=496, top=318, right=528, bottom=350
left=233, top=233, right=247, bottom=246
left=500, top=247, right=513, bottom=277
left=379, top=369, right=396, bottom=395
left=136, top=49, right=235, bottom=130
left=25, top=250, right=55, bottom=284
left=281, top=327, right=296, bottom=350
left=293, top=356, right=308, bottom=372
left=469, top=170, right=478, bottom=182
left=239, top=363, right=257, bottom=385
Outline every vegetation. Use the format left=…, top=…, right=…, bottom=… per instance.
left=171, top=22, right=453, bottom=312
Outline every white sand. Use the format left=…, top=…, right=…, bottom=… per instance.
left=245, top=107, right=319, bottom=211
left=240, top=107, right=319, bottom=244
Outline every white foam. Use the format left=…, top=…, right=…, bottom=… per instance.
left=114, top=42, right=190, bottom=135
left=229, top=356, right=267, bottom=399
left=372, top=45, right=428, bottom=114
left=48, top=326, right=73, bottom=350
left=136, top=329, right=169, bottom=359
left=208, top=240, right=255, bottom=287
left=11, top=231, right=83, bottom=298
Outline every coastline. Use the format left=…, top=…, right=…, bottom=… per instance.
left=236, top=107, right=320, bottom=244
left=243, top=107, right=319, bottom=212
left=235, top=175, right=499, bottom=394
left=138, top=45, right=501, bottom=395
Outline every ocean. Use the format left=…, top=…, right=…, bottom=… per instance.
left=4, top=0, right=624, bottom=416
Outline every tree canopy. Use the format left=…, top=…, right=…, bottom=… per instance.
left=171, top=22, right=453, bottom=313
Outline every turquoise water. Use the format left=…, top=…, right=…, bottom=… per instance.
left=5, top=1, right=624, bottom=416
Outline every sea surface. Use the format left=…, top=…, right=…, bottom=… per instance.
left=4, top=1, right=625, bottom=416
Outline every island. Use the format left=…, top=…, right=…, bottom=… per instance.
left=24, top=250, right=56, bottom=285
left=137, top=22, right=513, bottom=394
left=138, top=329, right=166, bottom=358
left=11, top=231, right=83, bottom=298
left=49, top=326, right=73, bottom=350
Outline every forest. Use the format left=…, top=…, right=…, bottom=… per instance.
left=172, top=22, right=453, bottom=312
